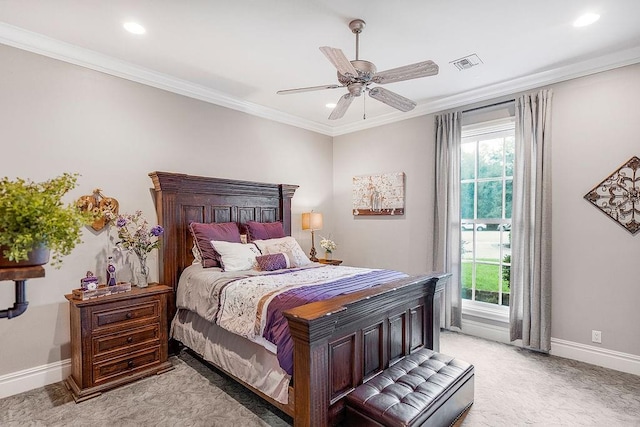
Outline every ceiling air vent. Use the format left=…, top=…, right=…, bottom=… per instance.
left=451, top=54, right=483, bottom=71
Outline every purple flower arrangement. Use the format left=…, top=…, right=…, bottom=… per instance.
left=110, top=210, right=164, bottom=258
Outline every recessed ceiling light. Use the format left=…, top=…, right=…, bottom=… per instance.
left=326, top=103, right=336, bottom=109
left=123, top=22, right=146, bottom=35
left=573, top=13, right=600, bottom=27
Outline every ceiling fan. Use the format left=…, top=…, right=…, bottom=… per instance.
left=277, top=19, right=439, bottom=120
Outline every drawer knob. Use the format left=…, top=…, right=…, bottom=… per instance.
left=125, top=312, right=133, bottom=319
left=127, top=336, right=133, bottom=343
left=128, top=360, right=134, bottom=369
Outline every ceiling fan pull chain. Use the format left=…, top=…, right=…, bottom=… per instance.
left=363, top=91, right=366, bottom=120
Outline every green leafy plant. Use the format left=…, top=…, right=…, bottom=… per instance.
left=0, top=173, right=90, bottom=267
left=502, top=254, right=511, bottom=290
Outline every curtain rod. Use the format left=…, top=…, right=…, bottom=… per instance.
left=462, top=99, right=515, bottom=114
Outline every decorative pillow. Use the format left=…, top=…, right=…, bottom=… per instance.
left=245, top=221, right=286, bottom=241
left=189, top=222, right=241, bottom=268
left=255, top=251, right=298, bottom=271
left=210, top=240, right=261, bottom=272
left=253, top=236, right=312, bottom=267
left=192, top=244, right=202, bottom=264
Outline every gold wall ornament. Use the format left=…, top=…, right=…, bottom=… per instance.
left=584, top=156, right=640, bottom=235
left=76, top=189, right=119, bottom=231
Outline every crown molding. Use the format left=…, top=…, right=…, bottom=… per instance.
left=331, top=45, right=640, bottom=135
left=1, top=22, right=639, bottom=138
left=0, top=22, right=334, bottom=136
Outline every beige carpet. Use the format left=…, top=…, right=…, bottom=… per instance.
left=440, top=332, right=640, bottom=426
left=2, top=331, right=639, bottom=426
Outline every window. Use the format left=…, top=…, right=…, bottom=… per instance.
left=460, top=119, right=514, bottom=308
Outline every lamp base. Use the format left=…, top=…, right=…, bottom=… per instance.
left=309, top=230, right=318, bottom=261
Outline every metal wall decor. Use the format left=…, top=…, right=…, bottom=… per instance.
left=584, top=156, right=640, bottom=235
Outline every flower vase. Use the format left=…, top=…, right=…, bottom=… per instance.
left=134, top=252, right=149, bottom=288
left=325, top=251, right=332, bottom=260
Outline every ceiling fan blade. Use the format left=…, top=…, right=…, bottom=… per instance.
left=369, top=87, right=416, bottom=112
left=320, top=46, right=358, bottom=78
left=371, top=60, right=439, bottom=84
left=277, top=84, right=342, bottom=95
left=328, top=93, right=354, bottom=120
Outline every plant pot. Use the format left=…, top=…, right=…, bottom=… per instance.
left=0, top=244, right=50, bottom=268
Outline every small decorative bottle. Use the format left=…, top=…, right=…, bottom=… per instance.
left=106, top=256, right=117, bottom=286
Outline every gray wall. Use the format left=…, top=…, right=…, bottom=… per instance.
left=0, top=44, right=333, bottom=375
left=2, top=41, right=639, bottom=381
left=333, top=63, right=640, bottom=358
left=333, top=118, right=436, bottom=274
left=551, top=64, right=640, bottom=356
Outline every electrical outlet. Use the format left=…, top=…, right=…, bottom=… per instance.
left=592, top=330, right=602, bottom=343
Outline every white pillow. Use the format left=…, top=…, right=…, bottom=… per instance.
left=210, top=240, right=261, bottom=272
left=253, top=236, right=312, bottom=267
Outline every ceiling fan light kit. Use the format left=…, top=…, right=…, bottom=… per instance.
left=277, top=19, right=439, bottom=120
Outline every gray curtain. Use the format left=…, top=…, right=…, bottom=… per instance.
left=433, top=111, right=462, bottom=329
left=510, top=90, right=553, bottom=352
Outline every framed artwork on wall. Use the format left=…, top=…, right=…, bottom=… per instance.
left=352, top=172, right=405, bottom=216
left=584, top=156, right=640, bottom=235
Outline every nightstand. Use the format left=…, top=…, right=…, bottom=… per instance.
left=318, top=258, right=343, bottom=265
left=64, top=284, right=173, bottom=402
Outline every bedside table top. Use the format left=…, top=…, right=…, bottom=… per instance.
left=318, top=259, right=343, bottom=266
left=65, top=283, right=172, bottom=307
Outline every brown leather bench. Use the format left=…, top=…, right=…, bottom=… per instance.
left=345, top=348, right=474, bottom=426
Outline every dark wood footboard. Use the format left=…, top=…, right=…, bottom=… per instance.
left=150, top=171, right=449, bottom=427
left=284, top=273, right=448, bottom=427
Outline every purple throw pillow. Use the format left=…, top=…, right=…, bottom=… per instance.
left=245, top=221, right=286, bottom=241
left=189, top=222, right=241, bottom=268
left=255, top=253, right=290, bottom=271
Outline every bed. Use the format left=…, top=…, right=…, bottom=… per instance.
left=149, top=171, right=449, bottom=427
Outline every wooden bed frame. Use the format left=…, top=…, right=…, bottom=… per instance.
left=149, top=171, right=448, bottom=427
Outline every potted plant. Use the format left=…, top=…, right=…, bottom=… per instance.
left=0, top=173, right=89, bottom=268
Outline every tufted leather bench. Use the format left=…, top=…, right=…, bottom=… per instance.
left=345, top=348, right=474, bottom=426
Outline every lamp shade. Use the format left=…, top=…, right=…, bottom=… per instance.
left=301, top=212, right=323, bottom=231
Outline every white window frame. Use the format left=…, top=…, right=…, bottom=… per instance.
left=460, top=118, right=514, bottom=322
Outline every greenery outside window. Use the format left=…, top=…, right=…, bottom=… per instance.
left=461, top=119, right=514, bottom=312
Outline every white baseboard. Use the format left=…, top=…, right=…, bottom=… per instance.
left=460, top=318, right=515, bottom=345
left=0, top=359, right=71, bottom=399
left=550, top=337, right=640, bottom=376
left=2, top=327, right=640, bottom=400
left=459, top=318, right=640, bottom=376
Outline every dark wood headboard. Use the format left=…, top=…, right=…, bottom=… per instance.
left=149, top=171, right=298, bottom=295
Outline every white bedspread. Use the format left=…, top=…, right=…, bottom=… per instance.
left=175, top=263, right=374, bottom=347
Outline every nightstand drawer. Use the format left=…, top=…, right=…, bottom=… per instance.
left=93, top=324, right=160, bottom=359
left=92, top=299, right=159, bottom=330
left=93, top=347, right=160, bottom=384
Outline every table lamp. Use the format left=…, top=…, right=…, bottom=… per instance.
left=301, top=211, right=323, bottom=261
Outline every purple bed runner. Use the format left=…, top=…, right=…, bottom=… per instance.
left=262, top=269, right=407, bottom=376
